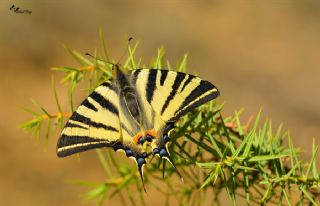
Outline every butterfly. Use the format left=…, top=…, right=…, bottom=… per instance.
left=56, top=64, right=219, bottom=188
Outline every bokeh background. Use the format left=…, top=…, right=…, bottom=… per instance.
left=1, top=0, right=319, bottom=205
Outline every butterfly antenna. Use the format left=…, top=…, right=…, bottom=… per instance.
left=85, top=53, right=114, bottom=67
left=116, top=37, right=134, bottom=65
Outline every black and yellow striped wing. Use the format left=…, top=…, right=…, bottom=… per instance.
left=57, top=66, right=219, bottom=188
left=57, top=81, right=122, bottom=157
left=132, top=69, right=219, bottom=162
left=133, top=69, right=219, bottom=123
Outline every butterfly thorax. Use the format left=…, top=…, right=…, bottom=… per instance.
left=114, top=65, right=144, bottom=130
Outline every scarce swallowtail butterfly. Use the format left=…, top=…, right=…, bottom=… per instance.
left=57, top=64, right=219, bottom=188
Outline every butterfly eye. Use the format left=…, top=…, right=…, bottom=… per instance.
left=125, top=149, right=133, bottom=157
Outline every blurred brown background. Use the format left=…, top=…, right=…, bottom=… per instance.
left=0, top=0, right=319, bottom=205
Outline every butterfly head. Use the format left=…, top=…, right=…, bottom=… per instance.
left=111, top=63, right=119, bottom=78
left=111, top=63, right=130, bottom=79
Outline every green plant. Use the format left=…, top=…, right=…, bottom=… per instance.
left=21, top=29, right=320, bottom=206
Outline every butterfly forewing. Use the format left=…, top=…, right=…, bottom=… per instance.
left=57, top=81, right=122, bottom=157
left=132, top=69, right=219, bottom=123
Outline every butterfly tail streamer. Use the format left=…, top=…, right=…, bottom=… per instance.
left=135, top=155, right=147, bottom=192
left=138, top=164, right=147, bottom=192
left=162, top=150, right=184, bottom=182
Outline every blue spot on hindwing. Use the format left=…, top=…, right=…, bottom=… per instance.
left=163, top=135, right=170, bottom=143
left=142, top=152, right=147, bottom=158
left=125, top=149, right=133, bottom=157
left=159, top=148, right=167, bottom=157
left=137, top=157, right=146, bottom=167
left=153, top=148, right=159, bottom=154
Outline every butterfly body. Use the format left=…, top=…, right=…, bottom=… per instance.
left=57, top=65, right=219, bottom=184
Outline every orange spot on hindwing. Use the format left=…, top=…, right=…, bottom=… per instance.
left=133, top=130, right=157, bottom=144
left=133, top=131, right=144, bottom=144
left=146, top=130, right=157, bottom=138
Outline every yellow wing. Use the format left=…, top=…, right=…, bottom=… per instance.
left=131, top=69, right=219, bottom=165
left=132, top=69, right=219, bottom=125
left=57, top=81, right=123, bottom=157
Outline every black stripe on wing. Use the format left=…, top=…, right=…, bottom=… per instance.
left=173, top=91, right=219, bottom=121
left=65, top=122, right=87, bottom=129
left=82, top=99, right=98, bottom=112
left=57, top=135, right=113, bottom=157
left=70, top=112, right=118, bottom=132
left=180, top=74, right=195, bottom=92
left=160, top=69, right=168, bottom=86
left=161, top=72, right=186, bottom=115
left=146, top=69, right=158, bottom=103
left=131, top=69, right=141, bottom=85
left=172, top=80, right=219, bottom=121
left=90, top=91, right=119, bottom=115
left=58, top=135, right=102, bottom=147
left=100, top=81, right=119, bottom=96
left=101, top=81, right=111, bottom=88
